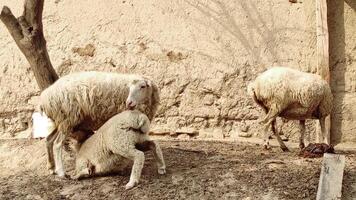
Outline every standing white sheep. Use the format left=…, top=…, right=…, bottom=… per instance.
left=32, top=71, right=160, bottom=178
left=72, top=110, right=166, bottom=190
left=247, top=67, right=333, bottom=151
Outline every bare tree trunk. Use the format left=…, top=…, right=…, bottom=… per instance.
left=0, top=0, right=58, bottom=91
left=316, top=0, right=331, bottom=145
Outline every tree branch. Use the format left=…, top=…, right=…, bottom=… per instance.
left=0, top=6, right=24, bottom=41
left=0, top=0, right=58, bottom=90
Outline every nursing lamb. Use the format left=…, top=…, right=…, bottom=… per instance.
left=32, top=71, right=160, bottom=177
left=72, top=110, right=166, bottom=190
left=248, top=67, right=333, bottom=151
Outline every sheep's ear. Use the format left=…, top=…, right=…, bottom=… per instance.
left=145, top=79, right=152, bottom=87
left=150, top=80, right=159, bottom=104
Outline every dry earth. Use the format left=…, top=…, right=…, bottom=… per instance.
left=0, top=139, right=355, bottom=200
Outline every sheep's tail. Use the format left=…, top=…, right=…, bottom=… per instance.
left=31, top=112, right=56, bottom=138
left=247, top=82, right=267, bottom=112
left=247, top=82, right=258, bottom=102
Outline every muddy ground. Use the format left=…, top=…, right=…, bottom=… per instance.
left=0, top=139, right=355, bottom=200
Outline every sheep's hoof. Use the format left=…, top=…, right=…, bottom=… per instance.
left=47, top=163, right=55, bottom=174
left=125, top=181, right=138, bottom=190
left=263, top=144, right=271, bottom=150
left=281, top=146, right=290, bottom=152
left=48, top=169, right=55, bottom=175
left=71, top=174, right=81, bottom=180
left=257, top=120, right=265, bottom=125
left=299, top=143, right=305, bottom=150
left=55, top=170, right=68, bottom=179
left=57, top=174, right=69, bottom=179
left=158, top=168, right=166, bottom=175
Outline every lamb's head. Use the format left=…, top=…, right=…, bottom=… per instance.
left=126, top=78, right=159, bottom=110
left=119, top=110, right=151, bottom=133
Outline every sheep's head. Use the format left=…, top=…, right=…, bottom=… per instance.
left=126, top=78, right=156, bottom=110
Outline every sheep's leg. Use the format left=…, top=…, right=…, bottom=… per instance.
left=46, top=130, right=58, bottom=175
left=299, top=120, right=306, bottom=149
left=263, top=118, right=273, bottom=150
left=319, top=117, right=330, bottom=144
left=271, top=119, right=277, bottom=138
left=262, top=104, right=289, bottom=151
left=271, top=119, right=289, bottom=152
left=260, top=107, right=276, bottom=125
left=53, top=132, right=67, bottom=178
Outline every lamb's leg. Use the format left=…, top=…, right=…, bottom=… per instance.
left=72, top=160, right=94, bottom=180
left=148, top=141, right=166, bottom=174
left=110, top=144, right=145, bottom=190
left=46, top=130, right=58, bottom=175
left=72, top=168, right=90, bottom=180
left=53, top=131, right=67, bottom=178
left=136, top=140, right=166, bottom=174
left=124, top=149, right=145, bottom=190
left=271, top=119, right=289, bottom=152
left=299, top=120, right=306, bottom=149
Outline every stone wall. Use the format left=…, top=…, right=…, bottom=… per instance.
left=0, top=0, right=354, bottom=144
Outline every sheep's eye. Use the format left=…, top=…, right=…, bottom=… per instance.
left=140, top=85, right=146, bottom=89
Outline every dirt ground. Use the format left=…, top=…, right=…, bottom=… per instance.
left=0, top=139, right=355, bottom=200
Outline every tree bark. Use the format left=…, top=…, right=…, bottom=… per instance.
left=0, top=0, right=58, bottom=91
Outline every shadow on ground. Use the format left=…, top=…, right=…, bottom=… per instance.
left=0, top=139, right=355, bottom=200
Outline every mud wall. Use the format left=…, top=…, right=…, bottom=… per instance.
left=329, top=0, right=356, bottom=144
left=0, top=0, right=354, bottom=144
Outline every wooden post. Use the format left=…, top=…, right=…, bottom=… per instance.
left=316, top=0, right=331, bottom=144
left=316, top=153, right=345, bottom=200
left=0, top=0, right=58, bottom=91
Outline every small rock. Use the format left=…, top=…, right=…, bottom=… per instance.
left=100, top=183, right=116, bottom=194
left=72, top=44, right=95, bottom=57
left=148, top=127, right=171, bottom=135
left=169, top=132, right=178, bottom=137
left=60, top=185, right=83, bottom=196
left=172, top=174, right=184, bottom=185
left=240, top=124, right=249, bottom=132
left=238, top=132, right=252, bottom=138
left=198, top=128, right=224, bottom=139
left=26, top=195, right=43, bottom=200
left=176, top=127, right=198, bottom=136
left=177, top=133, right=190, bottom=140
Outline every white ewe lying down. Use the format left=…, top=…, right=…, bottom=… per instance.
left=72, top=110, right=166, bottom=190
left=248, top=67, right=333, bottom=151
left=32, top=71, right=160, bottom=177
